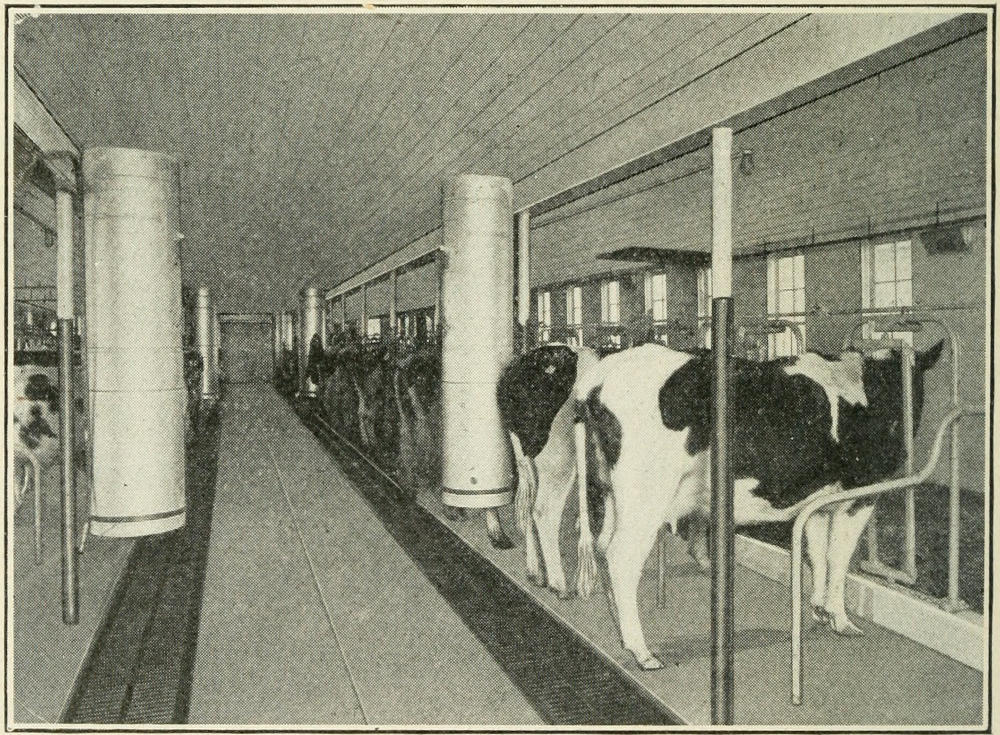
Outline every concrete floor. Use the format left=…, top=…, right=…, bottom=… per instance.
left=187, top=387, right=543, bottom=725
left=417, top=490, right=985, bottom=726
left=11, top=466, right=134, bottom=724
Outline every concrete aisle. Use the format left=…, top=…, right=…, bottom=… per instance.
left=187, top=387, right=542, bottom=726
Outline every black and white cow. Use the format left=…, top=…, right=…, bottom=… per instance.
left=497, top=344, right=599, bottom=598
left=575, top=340, right=943, bottom=670
left=12, top=366, right=62, bottom=562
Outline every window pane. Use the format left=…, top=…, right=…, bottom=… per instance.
left=874, top=281, right=896, bottom=307
left=778, top=256, right=793, bottom=285
left=794, top=288, right=806, bottom=314
left=779, top=290, right=794, bottom=314
left=896, top=279, right=912, bottom=307
left=794, top=255, right=805, bottom=287
left=896, top=241, right=912, bottom=281
left=873, top=242, right=895, bottom=281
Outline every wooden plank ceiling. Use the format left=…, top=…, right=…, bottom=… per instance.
left=14, top=11, right=803, bottom=310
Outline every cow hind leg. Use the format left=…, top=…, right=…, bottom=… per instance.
left=485, top=508, right=514, bottom=549
left=605, top=499, right=664, bottom=670
left=596, top=498, right=618, bottom=626
left=533, top=467, right=575, bottom=599
left=804, top=511, right=832, bottom=622
left=823, top=501, right=875, bottom=636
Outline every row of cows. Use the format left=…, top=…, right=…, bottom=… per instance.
left=281, top=332, right=943, bottom=672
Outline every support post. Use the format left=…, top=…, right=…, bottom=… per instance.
left=196, top=287, right=219, bottom=401
left=341, top=295, right=347, bottom=329
left=361, top=283, right=369, bottom=338
left=710, top=127, right=734, bottom=725
left=434, top=252, right=445, bottom=338
left=56, top=187, right=78, bottom=624
left=389, top=269, right=398, bottom=338
left=517, top=210, right=530, bottom=353
left=299, top=286, right=322, bottom=396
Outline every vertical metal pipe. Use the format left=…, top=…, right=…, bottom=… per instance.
left=517, top=210, right=530, bottom=353
left=948, top=335, right=962, bottom=610
left=361, top=283, right=369, bottom=338
left=389, top=270, right=399, bottom=337
left=434, top=252, right=445, bottom=337
left=901, top=351, right=917, bottom=578
left=299, top=286, right=322, bottom=396
left=710, top=298, right=734, bottom=722
left=710, top=127, right=734, bottom=725
left=341, top=295, right=347, bottom=329
left=196, top=287, right=219, bottom=400
left=791, top=514, right=805, bottom=705
left=56, top=188, right=79, bottom=624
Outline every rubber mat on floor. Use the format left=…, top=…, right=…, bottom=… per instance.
left=296, top=401, right=682, bottom=726
left=62, top=407, right=222, bottom=724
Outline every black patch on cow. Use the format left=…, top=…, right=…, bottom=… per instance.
left=20, top=405, right=56, bottom=449
left=24, top=373, right=59, bottom=413
left=497, top=345, right=578, bottom=459
left=656, top=344, right=943, bottom=510
left=662, top=355, right=843, bottom=509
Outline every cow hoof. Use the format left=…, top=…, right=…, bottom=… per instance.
left=830, top=618, right=864, bottom=637
left=443, top=506, right=466, bottom=522
left=811, top=605, right=830, bottom=623
left=527, top=572, right=545, bottom=587
left=635, top=654, right=664, bottom=671
left=488, top=529, right=515, bottom=550
left=556, top=589, right=573, bottom=601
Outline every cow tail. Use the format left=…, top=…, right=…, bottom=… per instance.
left=509, top=433, right=535, bottom=534
left=574, top=404, right=597, bottom=599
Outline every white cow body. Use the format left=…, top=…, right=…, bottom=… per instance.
left=573, top=341, right=939, bottom=671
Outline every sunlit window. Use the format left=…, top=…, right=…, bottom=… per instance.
left=767, top=252, right=806, bottom=357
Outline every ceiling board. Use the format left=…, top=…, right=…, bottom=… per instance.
left=12, top=10, right=961, bottom=310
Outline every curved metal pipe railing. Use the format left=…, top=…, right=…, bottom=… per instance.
left=842, top=312, right=962, bottom=608
left=789, top=405, right=982, bottom=705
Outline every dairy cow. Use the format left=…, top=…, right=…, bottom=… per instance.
left=575, top=340, right=943, bottom=670
left=497, top=344, right=599, bottom=598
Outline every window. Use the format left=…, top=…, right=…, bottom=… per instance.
left=565, top=285, right=583, bottom=347
left=366, top=317, right=382, bottom=339
left=645, top=273, right=669, bottom=323
left=537, top=290, right=551, bottom=343
left=697, top=267, right=712, bottom=348
left=767, top=252, right=805, bottom=357
left=600, top=280, right=620, bottom=325
left=862, top=239, right=913, bottom=345
left=600, top=280, right=622, bottom=349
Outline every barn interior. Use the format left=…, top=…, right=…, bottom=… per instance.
left=9, top=9, right=990, bottom=728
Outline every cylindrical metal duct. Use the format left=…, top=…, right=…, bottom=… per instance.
left=299, top=286, right=322, bottom=396
left=440, top=174, right=514, bottom=509
left=196, top=286, right=219, bottom=400
left=83, top=147, right=186, bottom=537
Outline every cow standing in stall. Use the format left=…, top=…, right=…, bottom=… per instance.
left=12, top=364, right=88, bottom=562
left=497, top=344, right=599, bottom=598
left=574, top=341, right=943, bottom=670
left=394, top=339, right=443, bottom=492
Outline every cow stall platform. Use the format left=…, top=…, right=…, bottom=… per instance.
left=291, top=397, right=983, bottom=727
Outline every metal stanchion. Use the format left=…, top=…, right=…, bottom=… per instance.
left=55, top=185, right=79, bottom=624
left=710, top=126, right=735, bottom=724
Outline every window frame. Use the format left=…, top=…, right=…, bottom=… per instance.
left=766, top=251, right=806, bottom=358
left=861, top=237, right=913, bottom=345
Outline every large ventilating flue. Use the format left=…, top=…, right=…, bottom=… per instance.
left=440, top=174, right=514, bottom=510
left=83, top=147, right=186, bottom=537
